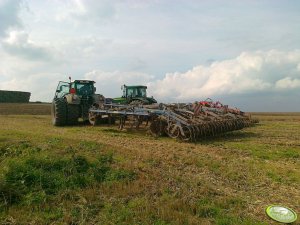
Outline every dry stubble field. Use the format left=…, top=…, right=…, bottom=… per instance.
left=0, top=103, right=299, bottom=225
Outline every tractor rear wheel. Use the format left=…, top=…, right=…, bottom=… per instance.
left=67, top=104, right=79, bottom=125
left=52, top=98, right=67, bottom=126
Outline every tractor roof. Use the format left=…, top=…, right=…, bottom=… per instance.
left=74, top=80, right=95, bottom=84
left=126, top=85, right=147, bottom=88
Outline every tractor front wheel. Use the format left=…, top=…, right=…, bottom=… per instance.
left=52, top=98, right=67, bottom=126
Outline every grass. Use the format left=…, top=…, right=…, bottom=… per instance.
left=0, top=110, right=299, bottom=224
left=1, top=153, right=135, bottom=207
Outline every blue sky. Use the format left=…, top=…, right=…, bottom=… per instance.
left=0, top=0, right=300, bottom=111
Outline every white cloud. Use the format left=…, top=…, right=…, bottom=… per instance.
left=55, top=0, right=116, bottom=25
left=275, top=77, right=300, bottom=89
left=149, top=50, right=300, bottom=101
left=1, top=30, right=52, bottom=60
left=0, top=0, right=22, bottom=36
left=4, top=29, right=27, bottom=44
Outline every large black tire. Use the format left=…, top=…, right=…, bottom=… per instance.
left=52, top=98, right=67, bottom=126
left=67, top=104, right=79, bottom=125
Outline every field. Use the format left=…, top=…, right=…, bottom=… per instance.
left=0, top=104, right=299, bottom=225
left=0, top=103, right=51, bottom=115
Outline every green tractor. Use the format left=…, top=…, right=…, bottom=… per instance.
left=51, top=79, right=105, bottom=126
left=112, top=85, right=157, bottom=105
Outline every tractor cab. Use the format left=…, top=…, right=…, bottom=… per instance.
left=113, top=84, right=157, bottom=105
left=70, top=80, right=95, bottom=96
left=122, top=85, right=147, bottom=99
left=55, top=80, right=95, bottom=98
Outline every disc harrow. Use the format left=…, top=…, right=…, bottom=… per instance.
left=89, top=99, right=258, bottom=142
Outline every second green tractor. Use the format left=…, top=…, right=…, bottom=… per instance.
left=112, top=85, right=157, bottom=105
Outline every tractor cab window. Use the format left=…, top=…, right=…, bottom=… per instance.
left=56, top=81, right=69, bottom=98
left=137, top=88, right=146, bottom=98
left=76, top=83, right=94, bottom=96
left=127, top=87, right=147, bottom=98
left=127, top=87, right=137, bottom=98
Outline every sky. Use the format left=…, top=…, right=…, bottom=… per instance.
left=0, top=0, right=300, bottom=111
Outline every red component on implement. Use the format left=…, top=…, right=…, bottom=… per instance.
left=200, top=101, right=211, bottom=107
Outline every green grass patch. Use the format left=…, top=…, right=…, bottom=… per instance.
left=221, top=141, right=300, bottom=160
left=195, top=197, right=267, bottom=225
left=78, top=140, right=106, bottom=152
left=0, top=140, right=42, bottom=158
left=0, top=154, right=135, bottom=209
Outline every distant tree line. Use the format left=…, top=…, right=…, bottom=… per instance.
left=0, top=90, right=31, bottom=103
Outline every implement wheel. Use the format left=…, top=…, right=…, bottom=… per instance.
left=167, top=123, right=181, bottom=139
left=52, top=98, right=67, bottom=126
left=180, top=125, right=192, bottom=141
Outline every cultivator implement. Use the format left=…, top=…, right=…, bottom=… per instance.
left=89, top=99, right=258, bottom=142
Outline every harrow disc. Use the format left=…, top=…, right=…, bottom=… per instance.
left=167, top=123, right=181, bottom=139
left=179, top=125, right=193, bottom=141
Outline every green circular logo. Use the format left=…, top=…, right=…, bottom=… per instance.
left=266, top=205, right=297, bottom=223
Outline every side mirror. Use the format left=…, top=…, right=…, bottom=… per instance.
left=94, top=87, right=96, bottom=92
left=56, top=90, right=61, bottom=93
